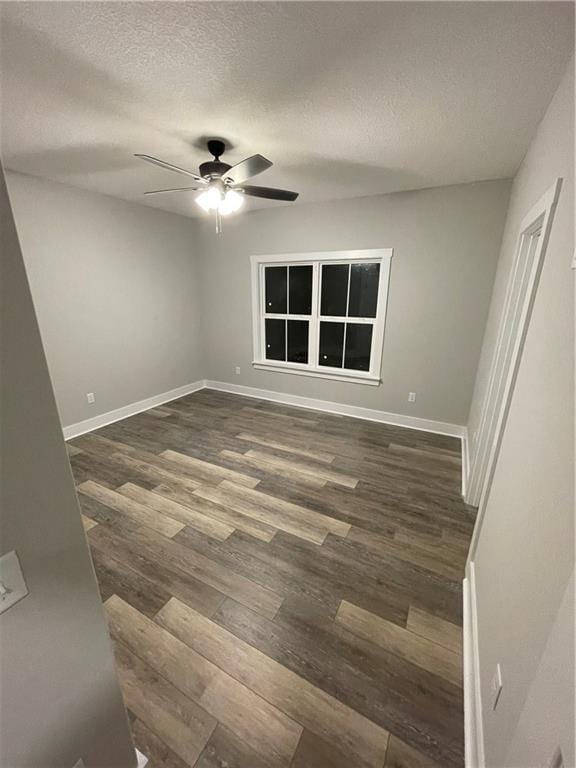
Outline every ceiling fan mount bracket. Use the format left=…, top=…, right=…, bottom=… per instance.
left=207, top=139, right=226, bottom=161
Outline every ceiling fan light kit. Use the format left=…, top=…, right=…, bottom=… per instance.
left=136, top=139, right=299, bottom=233
left=218, top=189, right=244, bottom=215
left=195, top=187, right=244, bottom=214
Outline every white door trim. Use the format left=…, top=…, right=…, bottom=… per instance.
left=466, top=178, right=562, bottom=562
left=463, top=561, right=486, bottom=767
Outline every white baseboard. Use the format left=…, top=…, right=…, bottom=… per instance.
left=464, top=562, right=486, bottom=768
left=62, top=380, right=205, bottom=440
left=63, top=377, right=466, bottom=444
left=204, top=380, right=466, bottom=439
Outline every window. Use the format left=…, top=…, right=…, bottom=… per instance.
left=251, top=249, right=392, bottom=385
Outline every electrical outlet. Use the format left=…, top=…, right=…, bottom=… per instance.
left=408, top=392, right=416, bottom=402
left=0, top=550, right=29, bottom=615
left=491, top=663, right=503, bottom=710
left=86, top=392, right=95, bottom=404
left=235, top=366, right=241, bottom=375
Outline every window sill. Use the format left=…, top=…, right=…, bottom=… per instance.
left=252, top=361, right=381, bottom=386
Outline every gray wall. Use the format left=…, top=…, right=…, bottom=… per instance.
left=6, top=171, right=204, bottom=429
left=502, top=571, right=575, bottom=767
left=6, top=172, right=510, bottom=430
left=469, top=60, right=574, bottom=766
left=197, top=179, right=511, bottom=427
left=0, top=166, right=136, bottom=767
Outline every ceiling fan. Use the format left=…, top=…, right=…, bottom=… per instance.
left=135, top=139, right=299, bottom=233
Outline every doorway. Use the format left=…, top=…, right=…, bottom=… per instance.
left=466, top=178, right=562, bottom=559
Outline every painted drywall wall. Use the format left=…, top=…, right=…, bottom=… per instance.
left=469, top=59, right=574, bottom=766
left=502, top=571, right=575, bottom=768
left=196, top=179, right=511, bottom=427
left=0, top=165, right=136, bottom=767
left=5, top=171, right=203, bottom=429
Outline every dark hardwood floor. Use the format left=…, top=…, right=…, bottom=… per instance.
left=69, top=389, right=476, bottom=768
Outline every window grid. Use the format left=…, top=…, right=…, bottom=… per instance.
left=342, top=264, right=351, bottom=369
left=317, top=262, right=377, bottom=372
left=263, top=262, right=378, bottom=371
left=262, top=264, right=314, bottom=366
left=253, top=250, right=392, bottom=385
left=285, top=268, right=288, bottom=361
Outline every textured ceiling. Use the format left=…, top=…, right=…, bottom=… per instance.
left=0, top=2, right=573, bottom=218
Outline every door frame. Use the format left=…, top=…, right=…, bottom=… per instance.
left=466, top=178, right=562, bottom=563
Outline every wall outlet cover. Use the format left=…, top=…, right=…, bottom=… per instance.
left=408, top=392, right=416, bottom=402
left=235, top=366, right=241, bottom=375
left=491, top=663, right=503, bottom=710
left=86, top=393, right=95, bottom=403
left=0, top=550, right=29, bottom=615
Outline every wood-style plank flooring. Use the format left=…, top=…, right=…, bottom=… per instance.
left=68, top=389, right=476, bottom=768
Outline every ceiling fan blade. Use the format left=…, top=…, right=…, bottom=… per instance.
left=135, top=154, right=206, bottom=183
left=224, top=154, right=273, bottom=184
left=239, top=184, right=299, bottom=202
left=144, top=186, right=203, bottom=195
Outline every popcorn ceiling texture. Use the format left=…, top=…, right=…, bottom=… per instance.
left=0, top=1, right=572, bottom=218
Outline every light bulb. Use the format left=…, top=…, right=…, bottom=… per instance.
left=195, top=187, right=221, bottom=212
left=218, top=189, right=244, bottom=215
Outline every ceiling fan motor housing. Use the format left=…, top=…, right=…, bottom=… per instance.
left=198, top=160, right=231, bottom=179
left=199, top=139, right=230, bottom=178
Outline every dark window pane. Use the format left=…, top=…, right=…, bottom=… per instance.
left=265, top=319, right=286, bottom=361
left=348, top=263, right=380, bottom=318
left=344, top=323, right=373, bottom=371
left=265, top=266, right=287, bottom=313
left=319, top=322, right=345, bottom=367
left=287, top=320, right=309, bottom=364
left=320, top=264, right=349, bottom=316
left=289, top=266, right=313, bottom=315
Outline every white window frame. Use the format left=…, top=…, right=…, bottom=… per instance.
left=250, top=249, right=393, bottom=386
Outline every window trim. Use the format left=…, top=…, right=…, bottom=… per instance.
left=250, top=249, right=393, bottom=385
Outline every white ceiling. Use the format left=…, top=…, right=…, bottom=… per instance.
left=0, top=2, right=573, bottom=218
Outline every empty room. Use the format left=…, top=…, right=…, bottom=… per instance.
left=0, top=2, right=574, bottom=767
